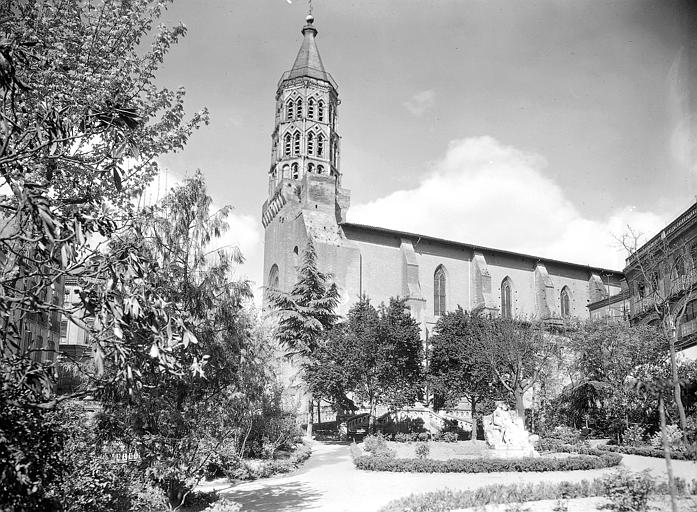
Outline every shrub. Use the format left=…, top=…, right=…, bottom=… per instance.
left=441, top=431, right=458, bottom=443
left=202, top=498, right=243, bottom=512
left=349, top=442, right=363, bottom=459
left=602, top=470, right=654, bottom=512
left=596, top=444, right=696, bottom=461
left=622, top=425, right=646, bottom=447
left=415, top=443, right=430, bottom=459
left=650, top=425, right=682, bottom=449
left=546, top=426, right=582, bottom=445
left=417, top=432, right=430, bottom=442
left=363, top=433, right=387, bottom=453
left=354, top=451, right=621, bottom=473
left=183, top=490, right=219, bottom=508
left=394, top=432, right=416, bottom=443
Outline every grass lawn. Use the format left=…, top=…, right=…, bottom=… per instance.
left=388, top=440, right=489, bottom=460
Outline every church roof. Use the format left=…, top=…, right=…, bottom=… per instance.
left=279, top=15, right=337, bottom=90
left=341, top=222, right=624, bottom=277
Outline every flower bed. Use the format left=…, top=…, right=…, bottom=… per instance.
left=377, top=476, right=697, bottom=512
left=597, top=444, right=696, bottom=461
left=353, top=451, right=621, bottom=473
left=378, top=480, right=606, bottom=512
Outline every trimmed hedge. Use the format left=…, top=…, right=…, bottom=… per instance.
left=353, top=451, right=621, bottom=473
left=597, top=444, right=696, bottom=461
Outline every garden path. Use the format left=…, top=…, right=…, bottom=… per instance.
left=204, top=442, right=697, bottom=512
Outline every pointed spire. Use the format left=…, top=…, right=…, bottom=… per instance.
left=283, top=15, right=337, bottom=89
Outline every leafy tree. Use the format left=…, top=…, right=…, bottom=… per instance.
left=0, top=386, right=65, bottom=511
left=427, top=307, right=499, bottom=438
left=1, top=0, right=207, bottom=504
left=313, top=296, right=423, bottom=431
left=303, top=325, right=358, bottom=415
left=96, top=174, right=253, bottom=510
left=474, top=317, right=556, bottom=423
left=622, top=228, right=695, bottom=435
left=558, top=321, right=666, bottom=436
left=376, top=297, right=424, bottom=408
left=267, top=239, right=340, bottom=436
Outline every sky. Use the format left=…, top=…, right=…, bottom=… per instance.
left=151, top=0, right=697, bottom=294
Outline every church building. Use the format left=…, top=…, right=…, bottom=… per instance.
left=262, top=15, right=624, bottom=333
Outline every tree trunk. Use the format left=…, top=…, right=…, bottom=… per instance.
left=659, top=394, right=678, bottom=512
left=515, top=389, right=526, bottom=424
left=306, top=393, right=314, bottom=438
left=666, top=315, right=688, bottom=435
left=317, top=400, right=322, bottom=425
left=470, top=397, right=478, bottom=441
left=368, top=398, right=376, bottom=433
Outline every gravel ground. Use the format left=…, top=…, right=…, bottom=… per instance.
left=198, top=441, right=697, bottom=512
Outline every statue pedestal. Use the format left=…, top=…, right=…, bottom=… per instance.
left=482, top=404, right=539, bottom=459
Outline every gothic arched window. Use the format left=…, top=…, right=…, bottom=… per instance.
left=560, top=286, right=571, bottom=318
left=308, top=98, right=315, bottom=119
left=296, top=98, right=303, bottom=118
left=307, top=163, right=314, bottom=174
left=317, top=165, right=324, bottom=174
left=501, top=277, right=513, bottom=319
left=291, top=162, right=299, bottom=179
left=317, top=134, right=325, bottom=157
left=434, top=265, right=446, bottom=316
left=293, top=132, right=301, bottom=155
left=318, top=100, right=325, bottom=122
left=284, top=133, right=292, bottom=156
left=286, top=100, right=294, bottom=120
left=268, top=264, right=280, bottom=289
left=307, top=131, right=314, bottom=155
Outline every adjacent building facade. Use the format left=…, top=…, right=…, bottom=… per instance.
left=622, top=201, right=697, bottom=358
left=262, top=16, right=624, bottom=333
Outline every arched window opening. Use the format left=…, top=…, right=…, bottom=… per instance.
left=268, top=264, right=280, bottom=289
left=296, top=98, right=303, bottom=118
left=317, top=165, right=324, bottom=174
left=308, top=98, right=315, bottom=119
left=560, top=287, right=571, bottom=318
left=284, top=133, right=292, bottom=156
left=286, top=100, right=294, bottom=120
left=501, top=278, right=513, bottom=319
left=307, top=132, right=314, bottom=155
left=434, top=266, right=446, bottom=316
left=318, top=100, right=325, bottom=122
left=293, top=132, right=301, bottom=155
left=685, top=299, right=697, bottom=323
left=282, top=164, right=290, bottom=178
left=307, top=163, right=314, bottom=174
left=317, top=134, right=325, bottom=157
left=291, top=162, right=299, bottom=179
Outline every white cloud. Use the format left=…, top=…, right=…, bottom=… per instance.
left=404, top=89, right=436, bottom=116
left=349, top=136, right=667, bottom=270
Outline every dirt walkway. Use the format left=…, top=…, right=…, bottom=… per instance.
left=206, top=442, right=696, bottom=512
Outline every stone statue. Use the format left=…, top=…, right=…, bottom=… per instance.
left=482, top=402, right=539, bottom=458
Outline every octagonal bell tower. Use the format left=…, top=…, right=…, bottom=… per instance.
left=262, top=15, right=355, bottom=298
